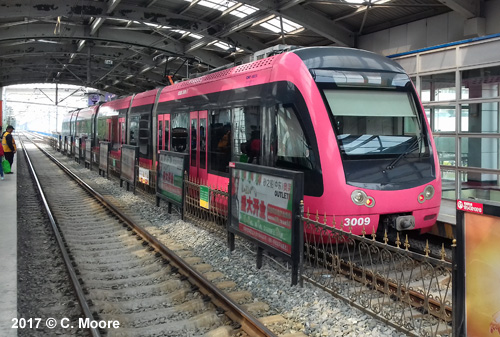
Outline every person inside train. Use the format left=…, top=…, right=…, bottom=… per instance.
left=247, top=129, right=261, bottom=164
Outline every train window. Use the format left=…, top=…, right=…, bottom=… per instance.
left=138, top=113, right=150, bottom=157
left=171, top=113, right=189, bottom=152
left=209, top=109, right=231, bottom=173
left=158, top=120, right=163, bottom=151
left=276, top=105, right=313, bottom=170
left=232, top=106, right=261, bottom=164
left=129, top=115, right=139, bottom=146
left=324, top=89, right=427, bottom=157
left=191, top=118, right=197, bottom=167
left=165, top=120, right=170, bottom=151
left=200, top=118, right=206, bottom=169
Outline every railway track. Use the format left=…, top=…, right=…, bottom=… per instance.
left=30, top=132, right=454, bottom=337
left=20, top=135, right=299, bottom=337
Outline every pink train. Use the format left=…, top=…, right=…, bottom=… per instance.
left=62, top=46, right=441, bottom=235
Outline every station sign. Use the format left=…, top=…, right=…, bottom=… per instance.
left=457, top=200, right=483, bottom=214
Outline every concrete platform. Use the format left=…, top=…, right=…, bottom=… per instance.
left=0, top=157, right=17, bottom=336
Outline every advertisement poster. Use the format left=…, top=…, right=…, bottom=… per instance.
left=465, top=212, right=500, bottom=336
left=121, top=147, right=135, bottom=183
left=158, top=154, right=184, bottom=204
left=138, top=167, right=149, bottom=185
left=232, top=169, right=293, bottom=254
left=99, top=142, right=109, bottom=172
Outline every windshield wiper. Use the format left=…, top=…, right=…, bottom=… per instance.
left=385, top=136, right=421, bottom=171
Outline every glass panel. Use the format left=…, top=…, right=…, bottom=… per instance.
left=231, top=106, right=260, bottom=164
left=129, top=115, right=140, bottom=146
left=324, top=89, right=425, bottom=157
left=324, top=90, right=415, bottom=117
left=200, top=118, right=206, bottom=169
left=460, top=170, right=500, bottom=202
left=138, top=113, right=150, bottom=157
left=158, top=120, right=163, bottom=151
left=441, top=168, right=456, bottom=199
left=434, top=136, right=455, bottom=166
left=461, top=65, right=500, bottom=99
left=460, top=137, right=498, bottom=170
left=165, top=121, right=170, bottom=151
left=190, top=119, right=197, bottom=167
left=460, top=103, right=499, bottom=133
left=421, top=72, right=456, bottom=102
left=431, top=106, right=456, bottom=132
left=171, top=113, right=189, bottom=152
left=276, top=105, right=313, bottom=170
left=210, top=109, right=231, bottom=173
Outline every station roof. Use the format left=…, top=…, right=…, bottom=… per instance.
left=0, top=0, right=481, bottom=96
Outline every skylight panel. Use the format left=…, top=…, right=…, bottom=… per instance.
left=210, top=40, right=244, bottom=52
left=184, top=0, right=257, bottom=18
left=260, top=17, right=303, bottom=34
left=171, top=29, right=203, bottom=40
left=189, top=33, right=203, bottom=40
left=185, top=0, right=237, bottom=11
left=230, top=4, right=258, bottom=18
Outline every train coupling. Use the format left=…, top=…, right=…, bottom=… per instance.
left=395, top=215, right=416, bottom=231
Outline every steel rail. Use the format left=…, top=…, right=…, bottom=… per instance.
left=31, top=139, right=277, bottom=337
left=20, top=137, right=101, bottom=337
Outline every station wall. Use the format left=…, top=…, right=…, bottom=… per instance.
left=359, top=0, right=500, bottom=56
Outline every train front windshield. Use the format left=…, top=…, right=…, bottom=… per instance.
left=318, top=70, right=435, bottom=190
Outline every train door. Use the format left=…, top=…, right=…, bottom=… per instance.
left=189, top=111, right=208, bottom=182
left=106, top=119, right=112, bottom=142
left=157, top=114, right=171, bottom=152
left=118, top=117, right=126, bottom=145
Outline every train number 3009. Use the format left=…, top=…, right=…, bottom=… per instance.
left=343, top=217, right=371, bottom=227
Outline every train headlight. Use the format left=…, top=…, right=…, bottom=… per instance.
left=351, top=190, right=374, bottom=207
left=424, top=185, right=435, bottom=199
left=351, top=190, right=367, bottom=205
left=418, top=185, right=435, bottom=203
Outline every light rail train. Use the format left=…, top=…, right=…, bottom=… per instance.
left=61, top=46, right=441, bottom=235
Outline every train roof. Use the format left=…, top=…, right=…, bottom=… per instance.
left=76, top=105, right=99, bottom=120
left=291, top=46, right=406, bottom=73
left=100, top=96, right=132, bottom=110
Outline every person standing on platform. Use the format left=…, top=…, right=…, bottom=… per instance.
left=2, top=125, right=16, bottom=174
left=0, top=139, right=4, bottom=180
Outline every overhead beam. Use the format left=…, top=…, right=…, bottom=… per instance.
left=435, top=0, right=479, bottom=18
left=234, top=0, right=354, bottom=46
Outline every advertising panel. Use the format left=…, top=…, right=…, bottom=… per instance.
left=157, top=151, right=188, bottom=206
left=228, top=163, right=303, bottom=285
left=455, top=200, right=500, bottom=337
left=120, top=145, right=137, bottom=184
left=138, top=167, right=150, bottom=185
left=465, top=212, right=500, bottom=336
left=99, top=141, right=109, bottom=175
left=85, top=139, right=92, bottom=164
left=231, top=169, right=294, bottom=254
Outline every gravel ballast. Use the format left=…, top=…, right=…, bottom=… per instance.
left=56, top=152, right=410, bottom=337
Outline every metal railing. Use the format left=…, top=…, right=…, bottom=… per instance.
left=180, top=177, right=454, bottom=336
left=183, top=173, right=229, bottom=235
left=301, top=212, right=453, bottom=337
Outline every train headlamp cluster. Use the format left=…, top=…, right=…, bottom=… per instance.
left=418, top=185, right=435, bottom=203
left=351, top=190, right=375, bottom=208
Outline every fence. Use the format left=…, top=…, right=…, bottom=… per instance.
left=301, top=211, right=453, bottom=337
left=183, top=173, right=229, bottom=235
